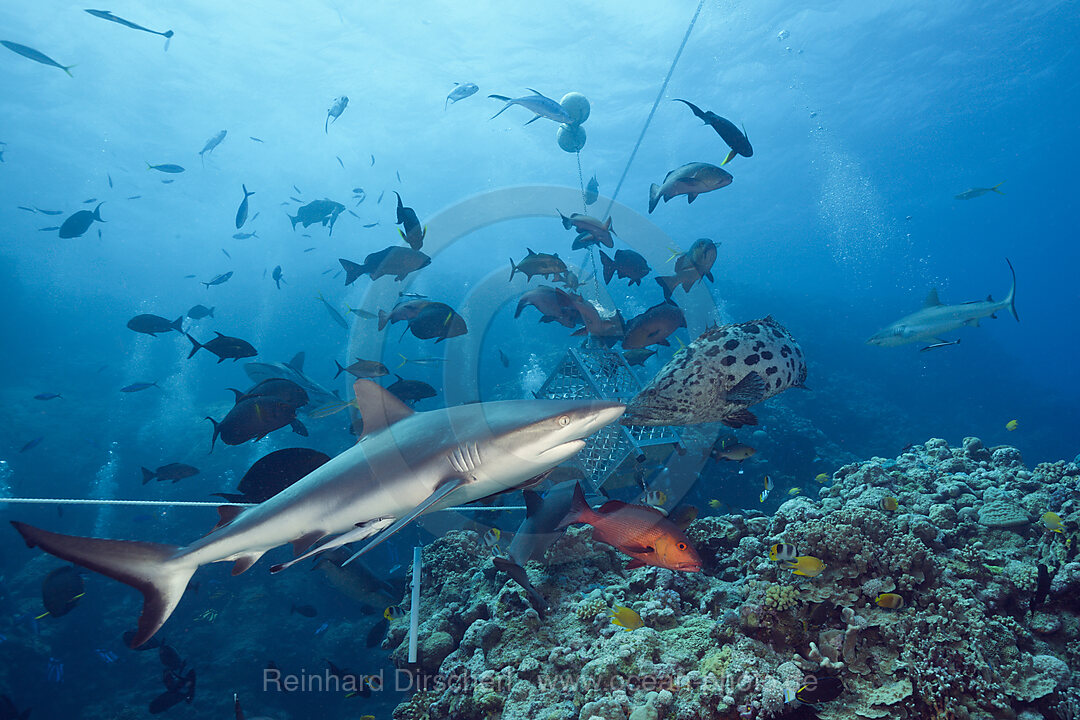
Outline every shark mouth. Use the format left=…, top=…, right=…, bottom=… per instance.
left=536, top=439, right=586, bottom=461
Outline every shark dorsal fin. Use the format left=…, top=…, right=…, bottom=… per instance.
left=352, top=379, right=414, bottom=436
left=286, top=352, right=305, bottom=372
left=923, top=289, right=942, bottom=307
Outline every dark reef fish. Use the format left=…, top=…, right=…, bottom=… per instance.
left=229, top=377, right=309, bottom=409
left=1031, top=563, right=1053, bottom=612
left=186, top=304, right=214, bottom=319
left=656, top=238, right=717, bottom=299
left=558, top=210, right=615, bottom=249
left=1, top=40, right=73, bottom=76
left=289, top=199, right=344, bottom=235
left=386, top=375, right=437, bottom=405
left=339, top=247, right=431, bottom=283
left=394, top=192, right=426, bottom=251
left=127, top=314, right=183, bottom=336
left=141, top=463, right=200, bottom=485
left=510, top=249, right=567, bottom=282
left=59, top=202, right=105, bottom=238
left=335, top=358, right=389, bottom=380
left=39, top=566, right=85, bottom=618
left=186, top=331, right=257, bottom=362
left=648, top=163, right=731, bottom=213
left=206, top=398, right=306, bottom=452
left=212, top=447, right=330, bottom=504
left=672, top=99, right=753, bottom=165
left=396, top=302, right=467, bottom=342
left=599, top=249, right=651, bottom=286
left=585, top=175, right=599, bottom=205
left=624, top=315, right=807, bottom=427
left=621, top=301, right=685, bottom=350
left=514, top=285, right=581, bottom=328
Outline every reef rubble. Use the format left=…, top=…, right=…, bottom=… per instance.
left=385, top=438, right=1080, bottom=720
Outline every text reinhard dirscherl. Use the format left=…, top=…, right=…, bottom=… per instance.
left=262, top=667, right=825, bottom=695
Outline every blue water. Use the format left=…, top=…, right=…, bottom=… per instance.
left=1, top=0, right=1078, bottom=716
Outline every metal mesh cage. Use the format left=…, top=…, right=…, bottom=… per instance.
left=536, top=346, right=682, bottom=491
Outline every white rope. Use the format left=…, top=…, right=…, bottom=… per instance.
left=603, top=0, right=707, bottom=218
left=0, top=497, right=524, bottom=512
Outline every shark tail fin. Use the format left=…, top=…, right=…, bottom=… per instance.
left=11, top=521, right=194, bottom=648
left=1005, top=257, right=1018, bottom=321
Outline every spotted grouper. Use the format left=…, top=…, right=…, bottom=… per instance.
left=622, top=315, right=806, bottom=427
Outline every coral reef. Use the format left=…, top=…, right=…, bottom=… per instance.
left=386, top=438, right=1080, bottom=720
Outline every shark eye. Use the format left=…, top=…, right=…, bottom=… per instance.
left=557, top=415, right=571, bottom=427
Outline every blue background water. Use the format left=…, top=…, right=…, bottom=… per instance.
left=0, top=0, right=1077, bottom=716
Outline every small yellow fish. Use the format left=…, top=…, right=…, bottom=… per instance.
left=788, top=487, right=801, bottom=496
left=360, top=716, right=376, bottom=720
left=759, top=489, right=769, bottom=503
left=384, top=605, right=407, bottom=621
left=769, top=543, right=798, bottom=562
left=879, top=496, right=899, bottom=512
left=1041, top=511, right=1064, bottom=533
left=482, top=528, right=501, bottom=554
left=708, top=499, right=723, bottom=509
left=763, top=475, right=774, bottom=491
left=875, top=593, right=904, bottom=610
left=610, top=605, right=643, bottom=631
left=814, top=473, right=829, bottom=483
left=640, top=490, right=667, bottom=508
left=1005, top=419, right=1018, bottom=431
left=786, top=556, right=826, bottom=578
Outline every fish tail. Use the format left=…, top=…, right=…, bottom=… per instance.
left=655, top=275, right=677, bottom=300
left=288, top=213, right=299, bottom=230
left=377, top=310, right=390, bottom=331
left=11, top=521, right=195, bottom=648
left=509, top=258, right=518, bottom=282
left=62, top=64, right=74, bottom=77
left=170, top=316, right=184, bottom=333
left=93, top=202, right=105, bottom=221
left=1004, top=257, right=1018, bottom=322
left=648, top=183, right=661, bottom=214
left=991, top=181, right=1005, bottom=194
left=558, top=482, right=598, bottom=529
left=333, top=360, right=346, bottom=379
left=599, top=249, right=616, bottom=284
left=720, top=149, right=737, bottom=166
left=205, top=417, right=220, bottom=453
left=185, top=333, right=202, bottom=359
left=163, top=30, right=174, bottom=38
left=141, top=467, right=156, bottom=485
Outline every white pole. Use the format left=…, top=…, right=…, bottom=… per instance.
left=408, top=546, right=422, bottom=664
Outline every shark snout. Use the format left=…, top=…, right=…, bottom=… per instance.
left=578, top=402, right=626, bottom=437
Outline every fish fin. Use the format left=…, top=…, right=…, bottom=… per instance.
left=492, top=556, right=547, bottom=619
left=687, top=193, right=698, bottom=204
left=341, top=479, right=470, bottom=566
left=141, top=467, right=155, bottom=485
left=351, top=379, right=414, bottom=436
left=231, top=553, right=264, bottom=576
left=291, top=531, right=326, bottom=557
left=524, top=114, right=542, bottom=126
left=923, top=288, right=942, bottom=307
left=721, top=409, right=758, bottom=428
left=1005, top=257, right=1018, bottom=322
left=11, top=521, right=194, bottom=649
left=210, top=505, right=245, bottom=533
left=184, top=334, right=203, bottom=358
left=726, top=372, right=766, bottom=406
left=290, top=419, right=308, bottom=436
left=720, top=149, right=737, bottom=166
left=557, top=482, right=597, bottom=529
left=597, top=500, right=630, bottom=513
left=625, top=559, right=646, bottom=570
left=525, top=87, right=549, bottom=98
left=522, top=489, right=544, bottom=518
left=599, top=249, right=615, bottom=284
left=655, top=275, right=677, bottom=300
left=272, top=518, right=394, bottom=573
left=339, top=258, right=365, bottom=285
left=991, top=181, right=1005, bottom=194
left=205, top=417, right=220, bottom=453
left=648, top=184, right=661, bottom=214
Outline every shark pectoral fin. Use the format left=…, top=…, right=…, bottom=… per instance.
left=342, top=478, right=470, bottom=567
left=230, top=552, right=265, bottom=576
left=352, top=378, right=414, bottom=436
left=270, top=518, right=394, bottom=574
left=291, top=531, right=327, bottom=557
left=965, top=318, right=980, bottom=327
